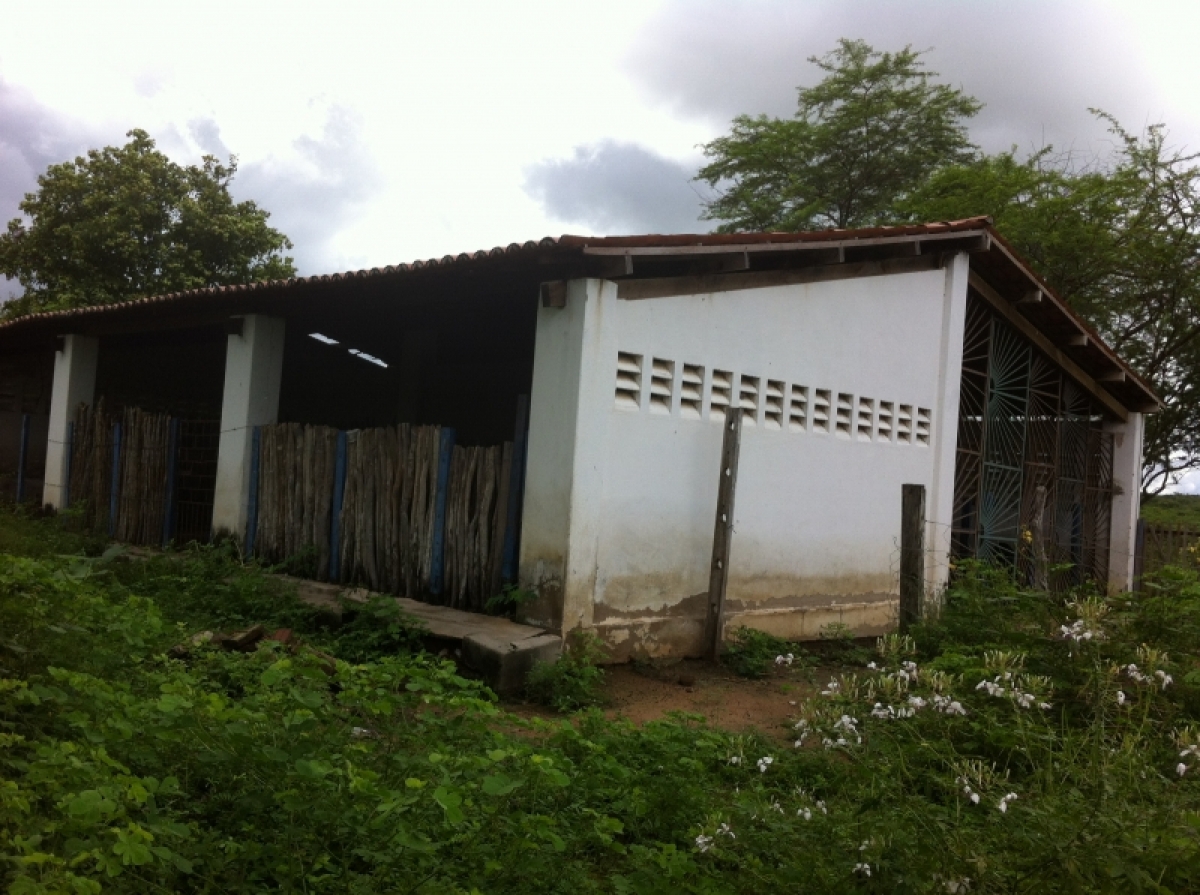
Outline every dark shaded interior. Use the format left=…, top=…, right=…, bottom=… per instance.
left=277, top=285, right=538, bottom=445
left=95, top=327, right=228, bottom=419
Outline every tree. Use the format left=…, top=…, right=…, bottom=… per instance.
left=901, top=116, right=1200, bottom=495
left=696, top=39, right=982, bottom=232
left=0, top=129, right=295, bottom=318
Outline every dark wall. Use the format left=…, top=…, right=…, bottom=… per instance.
left=278, top=287, right=538, bottom=446
left=95, top=328, right=227, bottom=419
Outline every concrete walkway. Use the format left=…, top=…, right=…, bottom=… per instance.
left=281, top=577, right=561, bottom=694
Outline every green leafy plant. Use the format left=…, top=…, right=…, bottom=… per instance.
left=484, top=583, right=537, bottom=619
left=723, top=626, right=810, bottom=678
left=526, top=628, right=608, bottom=712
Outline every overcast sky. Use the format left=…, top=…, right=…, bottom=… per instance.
left=3, top=0, right=1198, bottom=486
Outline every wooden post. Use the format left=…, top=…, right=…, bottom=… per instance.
left=63, top=421, right=74, bottom=509
left=490, top=441, right=514, bottom=597
left=501, top=394, right=530, bottom=583
left=705, top=407, right=742, bottom=660
left=162, top=418, right=179, bottom=547
left=108, top=422, right=122, bottom=537
left=900, top=483, right=926, bottom=631
left=244, top=426, right=261, bottom=557
left=329, top=430, right=348, bottom=582
left=429, top=427, right=456, bottom=597
left=1133, top=517, right=1145, bottom=591
left=15, top=414, right=30, bottom=503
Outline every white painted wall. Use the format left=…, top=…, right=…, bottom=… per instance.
left=212, top=315, right=285, bottom=538
left=42, top=334, right=98, bottom=510
left=1106, top=411, right=1144, bottom=591
left=521, top=262, right=970, bottom=656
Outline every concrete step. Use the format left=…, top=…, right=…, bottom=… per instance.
left=280, top=576, right=561, bottom=694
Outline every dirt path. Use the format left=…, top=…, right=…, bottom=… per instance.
left=507, top=659, right=828, bottom=742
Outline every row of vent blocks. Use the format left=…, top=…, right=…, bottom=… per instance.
left=615, top=352, right=931, bottom=444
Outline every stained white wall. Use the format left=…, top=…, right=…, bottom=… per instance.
left=1106, top=411, right=1144, bottom=590
left=521, top=260, right=971, bottom=655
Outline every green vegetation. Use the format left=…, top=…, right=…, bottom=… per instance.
left=722, top=626, right=814, bottom=678
left=3, top=511, right=1200, bottom=891
left=1141, top=494, right=1200, bottom=528
left=525, top=629, right=608, bottom=712
left=0, top=129, right=295, bottom=319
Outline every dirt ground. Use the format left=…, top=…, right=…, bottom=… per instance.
left=507, top=659, right=830, bottom=742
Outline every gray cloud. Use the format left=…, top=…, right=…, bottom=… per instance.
left=624, top=0, right=1189, bottom=157
left=230, top=106, right=383, bottom=274
left=524, top=140, right=710, bottom=235
left=0, top=78, right=102, bottom=301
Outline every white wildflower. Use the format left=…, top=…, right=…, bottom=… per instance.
left=717, top=822, right=735, bottom=839
left=799, top=807, right=812, bottom=820
left=729, top=756, right=741, bottom=765
left=756, top=756, right=774, bottom=773
left=695, top=834, right=713, bottom=853
left=816, top=800, right=827, bottom=814
left=820, top=679, right=841, bottom=697
left=908, top=695, right=927, bottom=709
left=867, top=661, right=878, bottom=670
left=853, top=862, right=872, bottom=877
left=1117, top=691, right=1126, bottom=706
left=998, top=792, right=1018, bottom=813
left=775, top=653, right=794, bottom=666
left=1178, top=763, right=1189, bottom=777
left=1156, top=669, right=1174, bottom=689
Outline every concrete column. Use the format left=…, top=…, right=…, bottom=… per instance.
left=926, top=252, right=971, bottom=603
left=1106, top=411, right=1144, bottom=592
left=42, top=334, right=98, bottom=509
left=519, top=278, right=616, bottom=636
left=212, top=315, right=285, bottom=539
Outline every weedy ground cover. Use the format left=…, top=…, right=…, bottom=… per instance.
left=2, top=507, right=1200, bottom=893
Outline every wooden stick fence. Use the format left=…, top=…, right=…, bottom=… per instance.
left=252, top=421, right=510, bottom=609
left=68, top=400, right=175, bottom=545
left=1141, top=522, right=1200, bottom=577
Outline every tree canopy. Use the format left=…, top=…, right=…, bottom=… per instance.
left=901, top=116, right=1200, bottom=494
left=696, top=39, right=982, bottom=232
left=0, top=129, right=295, bottom=318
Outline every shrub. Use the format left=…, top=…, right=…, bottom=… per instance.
left=525, top=629, right=607, bottom=712
left=723, top=626, right=811, bottom=678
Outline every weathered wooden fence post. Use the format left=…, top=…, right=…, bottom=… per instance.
left=900, top=483, right=926, bottom=632
left=501, top=394, right=530, bottom=583
left=108, top=422, right=122, bottom=537
left=63, top=421, right=74, bottom=509
left=706, top=407, right=742, bottom=661
left=328, top=430, right=348, bottom=583
left=244, top=426, right=261, bottom=557
left=429, top=427, right=456, bottom=597
left=15, top=414, right=30, bottom=503
left=161, top=418, right=180, bottom=547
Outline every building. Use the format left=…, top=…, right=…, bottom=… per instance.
left=0, top=217, right=1158, bottom=658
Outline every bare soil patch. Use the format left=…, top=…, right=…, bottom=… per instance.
left=507, top=659, right=830, bottom=742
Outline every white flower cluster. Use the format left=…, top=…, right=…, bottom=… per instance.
left=932, top=694, right=968, bottom=716
left=1060, top=618, right=1103, bottom=642
left=1123, top=663, right=1173, bottom=690
left=974, top=674, right=1051, bottom=710
left=822, top=714, right=862, bottom=749
left=997, top=792, right=1018, bottom=813
left=728, top=755, right=742, bottom=766
left=757, top=756, right=774, bottom=773
left=1178, top=744, right=1199, bottom=777
left=853, top=862, right=872, bottom=877
left=775, top=653, right=795, bottom=666
left=869, top=694, right=927, bottom=719
left=956, top=775, right=982, bottom=805
left=820, top=678, right=841, bottom=697
left=695, top=822, right=735, bottom=853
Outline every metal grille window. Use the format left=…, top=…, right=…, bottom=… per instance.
left=950, top=290, right=1115, bottom=590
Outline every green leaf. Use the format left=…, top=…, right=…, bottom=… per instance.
left=482, top=774, right=520, bottom=796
